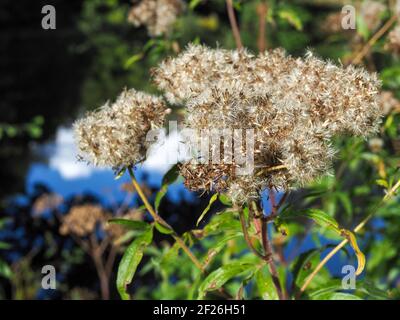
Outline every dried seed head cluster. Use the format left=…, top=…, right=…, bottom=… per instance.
left=128, top=0, right=185, bottom=36
left=385, top=26, right=400, bottom=55
left=74, top=89, right=168, bottom=169
left=154, top=44, right=382, bottom=204
left=379, top=90, right=400, bottom=115
left=60, top=204, right=107, bottom=237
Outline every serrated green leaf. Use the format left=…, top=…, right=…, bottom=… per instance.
left=155, top=185, right=167, bottom=212
left=196, top=193, right=218, bottom=226
left=197, top=262, right=252, bottom=299
left=116, top=226, right=153, bottom=300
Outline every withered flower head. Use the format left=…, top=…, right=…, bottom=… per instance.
left=128, top=0, right=185, bottom=37
left=360, top=0, right=386, bottom=31
left=155, top=44, right=382, bottom=204
left=73, top=88, right=168, bottom=169
left=385, top=26, right=400, bottom=56
left=60, top=204, right=107, bottom=237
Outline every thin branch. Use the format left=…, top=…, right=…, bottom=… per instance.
left=350, top=15, right=397, bottom=65
left=299, top=179, right=400, bottom=295
left=257, top=1, right=268, bottom=52
left=226, top=0, right=243, bottom=49
left=239, top=208, right=265, bottom=260
left=261, top=217, right=285, bottom=300
left=127, top=167, right=205, bottom=272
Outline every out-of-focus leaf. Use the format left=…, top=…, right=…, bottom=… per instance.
left=0, top=259, right=12, bottom=279
left=196, top=193, right=218, bottom=226
left=219, top=194, right=232, bottom=206
left=203, top=233, right=242, bottom=267
left=162, top=164, right=180, bottom=186
left=124, top=53, right=143, bottom=69
left=197, top=262, right=252, bottom=299
left=203, top=211, right=241, bottom=235
left=116, top=226, right=153, bottom=300
left=357, top=280, right=390, bottom=300
left=114, top=167, right=126, bottom=180
left=0, top=242, right=11, bottom=250
left=108, top=219, right=149, bottom=231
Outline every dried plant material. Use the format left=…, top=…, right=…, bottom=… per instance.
left=155, top=44, right=382, bottom=204
left=368, top=137, right=384, bottom=153
left=385, top=26, right=400, bottom=55
left=60, top=204, right=107, bottom=237
left=73, top=89, right=169, bottom=169
left=321, top=12, right=350, bottom=34
left=32, top=193, right=63, bottom=216
left=128, top=0, right=185, bottom=37
left=379, top=90, right=400, bottom=115
left=360, top=1, right=386, bottom=31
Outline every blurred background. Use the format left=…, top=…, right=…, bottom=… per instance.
left=1, top=0, right=400, bottom=300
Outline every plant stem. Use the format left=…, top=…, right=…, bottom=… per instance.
left=127, top=167, right=205, bottom=272
left=256, top=1, right=268, bottom=52
left=239, top=209, right=265, bottom=260
left=261, top=216, right=285, bottom=300
left=226, top=0, right=243, bottom=49
left=299, top=179, right=400, bottom=295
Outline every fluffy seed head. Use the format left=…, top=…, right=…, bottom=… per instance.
left=155, top=44, right=382, bottom=204
left=74, top=89, right=168, bottom=169
left=128, top=0, right=185, bottom=36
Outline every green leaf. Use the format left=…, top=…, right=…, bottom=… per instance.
left=255, top=267, right=279, bottom=300
left=0, top=241, right=11, bottom=250
left=196, top=193, right=218, bottom=226
left=336, top=192, right=352, bottom=217
left=203, top=211, right=241, bottom=235
left=124, top=53, right=143, bottom=69
left=154, top=221, right=174, bottom=235
left=203, top=233, right=242, bottom=267
left=357, top=280, right=390, bottom=300
left=0, top=259, right=12, bottom=279
left=162, top=164, right=180, bottom=186
left=197, top=262, right=252, bottom=299
left=154, top=185, right=167, bottom=212
left=108, top=219, right=149, bottom=231
left=314, top=292, right=363, bottom=300
left=114, top=167, right=126, bottom=180
left=189, top=0, right=202, bottom=10
left=281, top=209, right=340, bottom=233
left=218, top=194, right=232, bottom=206
left=116, top=226, right=153, bottom=300
left=292, top=247, right=332, bottom=292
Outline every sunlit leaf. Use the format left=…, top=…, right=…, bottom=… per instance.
left=196, top=193, right=218, bottom=226
left=116, top=226, right=153, bottom=300
left=197, top=262, right=252, bottom=299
